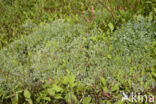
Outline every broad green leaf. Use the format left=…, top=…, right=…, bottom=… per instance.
left=24, top=89, right=31, bottom=99
left=48, top=88, right=55, bottom=96
left=42, top=97, right=51, bottom=101
left=27, top=99, right=33, bottom=104
left=11, top=96, right=18, bottom=104
left=54, top=94, right=63, bottom=99
left=82, top=96, right=91, bottom=104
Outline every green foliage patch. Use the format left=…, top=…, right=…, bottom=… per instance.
left=0, top=17, right=155, bottom=103
left=0, top=0, right=155, bottom=49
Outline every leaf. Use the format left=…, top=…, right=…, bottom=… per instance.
left=52, top=84, right=63, bottom=92
left=111, top=83, right=120, bottom=92
left=82, top=96, right=91, bottom=104
left=48, top=88, right=55, bottom=96
left=103, top=87, right=109, bottom=93
left=148, top=12, right=153, bottom=20
left=54, top=94, right=63, bottom=99
left=108, top=23, right=114, bottom=32
left=107, top=54, right=112, bottom=59
left=27, top=99, right=33, bottom=104
left=100, top=77, right=106, bottom=86
left=83, top=37, right=87, bottom=41
left=42, top=97, right=51, bottom=101
left=145, top=1, right=152, bottom=4
left=24, top=89, right=31, bottom=99
left=91, top=36, right=97, bottom=41
left=11, top=96, right=18, bottom=104
left=76, top=82, right=85, bottom=91
left=24, top=90, right=33, bottom=104
left=65, top=92, right=77, bottom=104
left=62, top=76, right=69, bottom=85
left=69, top=74, right=75, bottom=87
left=128, top=80, right=132, bottom=87
left=144, top=82, right=150, bottom=89
left=15, top=93, right=18, bottom=103
left=154, top=7, right=156, bottom=12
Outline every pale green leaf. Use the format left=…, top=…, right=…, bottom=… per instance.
left=24, top=89, right=31, bottom=99
left=108, top=23, right=114, bottom=32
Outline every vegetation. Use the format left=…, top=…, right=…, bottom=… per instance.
left=0, top=0, right=155, bottom=104
left=0, top=0, right=155, bottom=48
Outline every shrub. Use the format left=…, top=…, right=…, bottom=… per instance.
left=0, top=0, right=94, bottom=49
left=0, top=0, right=155, bottom=49
left=0, top=17, right=155, bottom=103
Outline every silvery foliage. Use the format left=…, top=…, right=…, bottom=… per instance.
left=0, top=17, right=155, bottom=91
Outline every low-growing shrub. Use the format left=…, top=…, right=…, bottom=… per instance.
left=0, top=17, right=155, bottom=103
left=0, top=0, right=155, bottom=49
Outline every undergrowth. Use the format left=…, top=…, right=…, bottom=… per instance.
left=0, top=0, right=155, bottom=104
left=0, top=17, right=155, bottom=104
left=0, top=0, right=155, bottom=49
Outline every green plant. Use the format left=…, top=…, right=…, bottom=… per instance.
left=0, top=16, right=155, bottom=103
left=0, top=0, right=93, bottom=49
left=0, top=0, right=155, bottom=50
